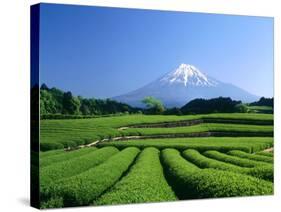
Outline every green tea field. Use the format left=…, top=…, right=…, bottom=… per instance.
left=39, top=113, right=274, bottom=208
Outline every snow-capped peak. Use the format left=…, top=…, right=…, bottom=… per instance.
left=160, top=63, right=217, bottom=87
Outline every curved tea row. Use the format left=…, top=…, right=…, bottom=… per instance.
left=39, top=146, right=273, bottom=208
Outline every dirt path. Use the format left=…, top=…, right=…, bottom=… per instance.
left=68, top=130, right=272, bottom=151
left=120, top=119, right=203, bottom=129
left=117, top=118, right=273, bottom=130
left=75, top=135, right=143, bottom=150
left=263, top=147, right=274, bottom=152
left=118, top=127, right=129, bottom=130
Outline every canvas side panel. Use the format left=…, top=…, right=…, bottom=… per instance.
left=30, top=4, right=40, bottom=209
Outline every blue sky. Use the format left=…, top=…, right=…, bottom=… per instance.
left=39, top=3, right=274, bottom=98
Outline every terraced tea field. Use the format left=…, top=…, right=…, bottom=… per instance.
left=39, top=113, right=274, bottom=208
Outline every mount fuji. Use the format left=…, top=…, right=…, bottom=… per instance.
left=112, top=64, right=259, bottom=108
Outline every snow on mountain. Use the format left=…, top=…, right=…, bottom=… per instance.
left=112, top=63, right=259, bottom=108
left=160, top=63, right=217, bottom=87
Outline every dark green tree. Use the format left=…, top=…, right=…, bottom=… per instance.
left=40, top=89, right=57, bottom=115
left=40, top=84, right=142, bottom=118
left=181, top=97, right=242, bottom=114
left=62, top=91, right=81, bottom=115
left=80, top=98, right=91, bottom=115
left=250, top=97, right=273, bottom=107
left=40, top=83, right=49, bottom=90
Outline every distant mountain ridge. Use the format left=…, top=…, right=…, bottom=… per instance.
left=112, top=63, right=259, bottom=108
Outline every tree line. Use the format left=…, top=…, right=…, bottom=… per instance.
left=40, top=84, right=273, bottom=118
left=249, top=97, right=273, bottom=107
left=40, top=84, right=140, bottom=116
left=142, top=96, right=273, bottom=115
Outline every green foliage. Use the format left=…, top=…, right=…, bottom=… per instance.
left=247, top=106, right=273, bottom=114
left=161, top=148, right=273, bottom=199
left=250, top=97, right=273, bottom=107
left=62, top=91, right=81, bottom=115
left=40, top=84, right=140, bottom=117
left=124, top=123, right=273, bottom=137
left=142, top=96, right=165, bottom=114
left=40, top=197, right=64, bottom=209
left=228, top=150, right=273, bottom=163
left=40, top=113, right=127, bottom=120
left=256, top=151, right=273, bottom=157
left=160, top=148, right=200, bottom=198
left=181, top=97, right=242, bottom=114
left=40, top=147, right=96, bottom=167
left=40, top=142, right=64, bottom=152
left=40, top=90, right=57, bottom=115
left=99, top=137, right=273, bottom=153
left=234, top=104, right=249, bottom=113
left=40, top=85, right=64, bottom=115
left=94, top=147, right=177, bottom=205
left=246, top=165, right=274, bottom=182
left=183, top=149, right=246, bottom=172
left=203, top=150, right=269, bottom=168
left=40, top=113, right=273, bottom=151
left=40, top=147, right=118, bottom=188
left=38, top=107, right=274, bottom=207
left=182, top=149, right=273, bottom=181
left=163, top=107, right=182, bottom=115
left=183, top=169, right=273, bottom=198
left=42, top=147, right=140, bottom=208
left=40, top=149, right=65, bottom=158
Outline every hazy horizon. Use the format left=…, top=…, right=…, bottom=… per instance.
left=39, top=3, right=274, bottom=99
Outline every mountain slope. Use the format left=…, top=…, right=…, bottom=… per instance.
left=112, top=64, right=259, bottom=108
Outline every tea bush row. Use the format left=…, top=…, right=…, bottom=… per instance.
left=99, top=137, right=273, bottom=153
left=40, top=147, right=97, bottom=167
left=228, top=150, right=273, bottom=163
left=40, top=147, right=118, bottom=188
left=256, top=151, right=273, bottom=157
left=182, top=149, right=273, bottom=181
left=161, top=148, right=273, bottom=199
left=203, top=150, right=269, bottom=168
left=42, top=147, right=140, bottom=208
left=40, top=113, right=273, bottom=151
left=40, top=149, right=65, bottom=158
left=124, top=123, right=273, bottom=137
left=94, top=147, right=177, bottom=205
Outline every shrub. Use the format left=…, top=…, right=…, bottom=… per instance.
left=203, top=150, right=269, bottom=168
left=183, top=149, right=273, bottom=181
left=234, top=104, right=249, bottom=113
left=94, top=147, right=177, bottom=205
left=247, top=165, right=274, bottom=182
left=40, top=147, right=118, bottom=189
left=124, top=123, right=273, bottom=137
left=98, top=137, right=272, bottom=153
left=228, top=150, right=273, bottom=163
left=256, top=151, right=273, bottom=157
left=40, top=142, right=64, bottom=152
left=161, top=148, right=273, bottom=199
left=163, top=107, right=182, bottom=115
left=184, top=169, right=273, bottom=198
left=84, top=139, right=93, bottom=145
left=42, top=147, right=140, bottom=207
left=59, top=140, right=78, bottom=148
left=40, top=149, right=65, bottom=158
left=160, top=148, right=199, bottom=198
left=40, top=147, right=96, bottom=167
left=40, top=197, right=63, bottom=209
left=182, top=149, right=245, bottom=173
